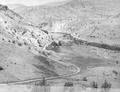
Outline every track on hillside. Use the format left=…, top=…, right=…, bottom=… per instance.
left=0, top=53, right=80, bottom=85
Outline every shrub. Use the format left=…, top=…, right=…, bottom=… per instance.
left=91, top=81, right=98, bottom=88
left=28, top=47, right=31, bottom=50
left=83, top=77, right=87, bottom=81
left=112, top=70, right=118, bottom=76
left=24, top=42, right=27, bottom=45
left=116, top=61, right=119, bottom=64
left=39, top=77, right=46, bottom=86
left=2, top=38, right=4, bottom=41
left=101, top=80, right=111, bottom=89
left=12, top=41, right=15, bottom=44
left=8, top=40, right=11, bottom=43
left=64, top=82, right=73, bottom=87
left=58, top=41, right=62, bottom=46
left=4, top=21, right=7, bottom=23
left=18, top=43, right=22, bottom=46
left=0, top=66, right=3, bottom=70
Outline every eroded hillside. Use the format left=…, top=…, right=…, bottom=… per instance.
left=0, top=0, right=120, bottom=91
left=0, top=4, right=78, bottom=83
left=10, top=0, right=120, bottom=61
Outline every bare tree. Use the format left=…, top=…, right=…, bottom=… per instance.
left=101, top=80, right=111, bottom=92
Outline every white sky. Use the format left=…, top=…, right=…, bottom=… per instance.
left=0, top=0, right=67, bottom=6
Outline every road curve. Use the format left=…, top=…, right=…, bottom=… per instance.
left=1, top=53, right=80, bottom=85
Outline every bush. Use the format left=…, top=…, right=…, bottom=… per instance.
left=8, top=40, right=11, bottom=43
left=4, top=21, right=7, bottom=23
left=18, top=43, right=22, bottom=46
left=24, top=42, right=27, bottom=45
left=58, top=41, right=62, bottom=46
left=0, top=66, right=3, bottom=70
left=101, top=80, right=111, bottom=89
left=91, top=81, right=98, bottom=88
left=116, top=61, right=119, bottom=64
left=28, top=47, right=31, bottom=50
left=83, top=77, right=87, bottom=81
left=64, top=82, right=73, bottom=87
left=112, top=70, right=118, bottom=76
left=12, top=41, right=15, bottom=44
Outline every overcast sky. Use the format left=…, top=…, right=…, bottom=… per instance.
left=0, top=0, right=67, bottom=6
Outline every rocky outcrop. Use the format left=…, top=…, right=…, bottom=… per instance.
left=11, top=0, right=120, bottom=46
left=0, top=4, right=8, bottom=11
left=1, top=0, right=120, bottom=60
left=0, top=5, right=54, bottom=54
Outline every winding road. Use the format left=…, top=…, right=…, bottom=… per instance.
left=1, top=53, right=80, bottom=85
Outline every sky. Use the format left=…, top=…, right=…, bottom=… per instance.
left=0, top=0, right=67, bottom=6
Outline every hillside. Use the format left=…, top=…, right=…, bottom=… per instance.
left=8, top=0, right=120, bottom=90
left=0, top=4, right=53, bottom=50
left=7, top=4, right=26, bottom=10
left=0, top=0, right=120, bottom=91
left=12, top=0, right=120, bottom=60
left=0, top=4, right=78, bottom=83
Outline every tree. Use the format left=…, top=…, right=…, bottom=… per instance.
left=101, top=80, right=111, bottom=89
left=91, top=81, right=98, bottom=89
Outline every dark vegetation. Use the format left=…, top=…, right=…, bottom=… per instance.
left=112, top=70, right=118, bottom=76
left=28, top=47, right=31, bottom=50
left=46, top=41, right=62, bottom=52
left=33, top=64, right=58, bottom=76
left=39, top=22, right=48, bottom=28
left=0, top=66, right=4, bottom=70
left=8, top=40, right=11, bottom=43
left=2, top=38, right=4, bottom=41
left=73, top=37, right=120, bottom=51
left=35, top=55, right=51, bottom=66
left=101, top=80, right=111, bottom=89
left=35, top=77, right=48, bottom=86
left=4, top=21, right=7, bottom=23
left=22, top=31, right=27, bottom=35
left=41, top=29, right=48, bottom=34
left=45, top=33, right=120, bottom=52
left=34, top=77, right=50, bottom=86
left=64, top=82, right=73, bottom=87
left=18, top=43, right=22, bottom=46
left=82, top=77, right=87, bottom=81
left=116, top=61, right=119, bottom=64
left=87, top=42, right=120, bottom=51
left=12, top=40, right=15, bottom=44
left=91, top=81, right=98, bottom=88
left=42, top=51, right=51, bottom=56
left=0, top=5, right=8, bottom=11
left=24, top=42, right=27, bottom=45
left=51, top=41, right=62, bottom=47
left=90, top=80, right=111, bottom=91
